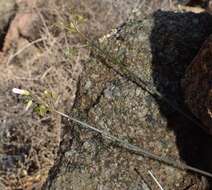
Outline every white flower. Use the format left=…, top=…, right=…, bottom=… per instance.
left=12, top=88, right=30, bottom=96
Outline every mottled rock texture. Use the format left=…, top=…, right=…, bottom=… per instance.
left=55, top=0, right=176, bottom=42
left=0, top=0, right=16, bottom=49
left=2, top=0, right=46, bottom=53
left=182, top=35, right=212, bottom=134
left=43, top=11, right=212, bottom=190
left=0, top=0, right=16, bottom=29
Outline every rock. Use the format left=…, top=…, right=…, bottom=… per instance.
left=0, top=0, right=16, bottom=30
left=65, top=0, right=139, bottom=37
left=0, top=0, right=16, bottom=48
left=43, top=11, right=212, bottom=190
left=182, top=35, right=212, bottom=134
left=2, top=0, right=45, bottom=53
left=54, top=0, right=177, bottom=43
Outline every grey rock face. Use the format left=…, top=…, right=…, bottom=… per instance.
left=44, top=11, right=212, bottom=190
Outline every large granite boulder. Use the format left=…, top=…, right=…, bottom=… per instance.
left=182, top=35, right=212, bottom=134
left=43, top=11, right=212, bottom=190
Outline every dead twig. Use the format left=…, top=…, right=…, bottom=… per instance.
left=148, top=170, right=164, bottom=190
left=134, top=168, right=152, bottom=190
left=6, top=37, right=46, bottom=65
left=40, top=67, right=53, bottom=81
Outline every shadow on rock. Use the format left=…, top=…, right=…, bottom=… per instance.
left=150, top=10, right=212, bottom=183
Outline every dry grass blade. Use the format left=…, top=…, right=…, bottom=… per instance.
left=6, top=37, right=46, bottom=65
left=54, top=110, right=212, bottom=179
left=148, top=170, right=164, bottom=190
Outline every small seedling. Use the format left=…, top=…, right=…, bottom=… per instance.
left=12, top=88, right=55, bottom=117
left=34, top=104, right=49, bottom=117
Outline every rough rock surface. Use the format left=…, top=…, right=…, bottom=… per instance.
left=0, top=0, right=16, bottom=49
left=2, top=0, right=45, bottom=53
left=0, top=0, right=151, bottom=189
left=43, top=11, right=212, bottom=190
left=182, top=35, right=212, bottom=134
left=55, top=0, right=178, bottom=43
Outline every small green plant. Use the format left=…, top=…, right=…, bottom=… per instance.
left=12, top=88, right=56, bottom=117
left=64, top=47, right=79, bottom=58
left=34, top=104, right=49, bottom=117
left=54, top=12, right=86, bottom=35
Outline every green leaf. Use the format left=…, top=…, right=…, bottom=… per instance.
left=34, top=104, right=48, bottom=117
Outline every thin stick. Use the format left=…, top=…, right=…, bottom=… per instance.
left=54, top=110, right=212, bottom=179
left=134, top=168, right=152, bottom=190
left=148, top=170, right=164, bottom=190
left=6, top=38, right=46, bottom=65
left=40, top=67, right=53, bottom=81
